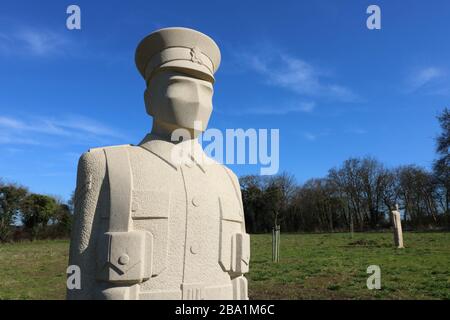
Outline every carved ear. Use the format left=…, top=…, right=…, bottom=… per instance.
left=144, top=89, right=154, bottom=117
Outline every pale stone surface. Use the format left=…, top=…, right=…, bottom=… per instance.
left=67, top=27, right=250, bottom=300
left=391, top=204, right=404, bottom=249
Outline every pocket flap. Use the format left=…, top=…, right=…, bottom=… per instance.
left=231, top=233, right=250, bottom=274
left=96, top=231, right=153, bottom=283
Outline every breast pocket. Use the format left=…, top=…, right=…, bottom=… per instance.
left=130, top=189, right=171, bottom=277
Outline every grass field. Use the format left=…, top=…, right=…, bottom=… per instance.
left=0, top=232, right=449, bottom=300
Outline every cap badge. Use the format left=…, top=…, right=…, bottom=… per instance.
left=190, top=46, right=204, bottom=65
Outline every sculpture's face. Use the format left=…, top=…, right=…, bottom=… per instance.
left=145, top=70, right=213, bottom=131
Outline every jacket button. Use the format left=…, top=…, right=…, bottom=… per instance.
left=190, top=244, right=199, bottom=254
left=118, top=254, right=129, bottom=265
left=192, top=197, right=200, bottom=207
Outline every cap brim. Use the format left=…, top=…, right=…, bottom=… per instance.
left=146, top=60, right=215, bottom=84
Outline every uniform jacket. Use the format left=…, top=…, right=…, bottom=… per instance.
left=67, top=133, right=250, bottom=300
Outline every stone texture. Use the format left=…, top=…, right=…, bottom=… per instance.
left=67, top=27, right=250, bottom=300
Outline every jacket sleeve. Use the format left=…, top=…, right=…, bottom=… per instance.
left=223, top=167, right=250, bottom=299
left=67, top=148, right=107, bottom=300
left=225, top=167, right=247, bottom=234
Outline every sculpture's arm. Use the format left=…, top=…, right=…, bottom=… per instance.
left=67, top=149, right=107, bottom=300
left=225, top=169, right=250, bottom=299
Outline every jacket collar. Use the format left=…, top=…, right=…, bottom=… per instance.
left=138, top=133, right=210, bottom=173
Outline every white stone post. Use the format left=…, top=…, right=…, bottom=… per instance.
left=391, top=204, right=404, bottom=249
left=272, top=225, right=280, bottom=262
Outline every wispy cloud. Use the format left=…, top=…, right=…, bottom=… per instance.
left=0, top=28, right=69, bottom=57
left=231, top=101, right=316, bottom=115
left=302, top=130, right=330, bottom=142
left=0, top=135, right=41, bottom=146
left=0, top=114, right=126, bottom=146
left=58, top=115, right=124, bottom=138
left=346, top=128, right=368, bottom=135
left=19, top=29, right=68, bottom=55
left=236, top=48, right=359, bottom=103
left=406, top=66, right=449, bottom=95
left=300, top=127, right=365, bottom=142
left=303, top=132, right=318, bottom=141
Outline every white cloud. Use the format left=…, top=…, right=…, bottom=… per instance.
left=407, top=66, right=448, bottom=95
left=0, top=28, right=68, bottom=56
left=302, top=130, right=331, bottom=142
left=303, top=132, right=317, bottom=141
left=412, top=67, right=442, bottom=88
left=0, top=134, right=40, bottom=145
left=58, top=115, right=123, bottom=138
left=21, top=29, right=67, bottom=55
left=0, top=114, right=126, bottom=146
left=234, top=101, right=316, bottom=115
left=237, top=49, right=359, bottom=102
left=346, top=128, right=367, bottom=135
left=0, top=116, right=26, bottom=129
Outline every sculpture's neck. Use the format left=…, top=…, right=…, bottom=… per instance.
left=150, top=119, right=200, bottom=142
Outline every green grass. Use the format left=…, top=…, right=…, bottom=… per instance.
left=0, top=232, right=449, bottom=299
left=249, top=232, right=450, bottom=299
left=0, top=239, right=68, bottom=299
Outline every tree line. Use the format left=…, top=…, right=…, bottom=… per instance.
left=1, top=109, right=448, bottom=241
left=0, top=183, right=72, bottom=242
left=241, top=108, right=449, bottom=233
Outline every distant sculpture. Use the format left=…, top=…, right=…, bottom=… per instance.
left=272, top=225, right=280, bottom=263
left=67, top=27, right=250, bottom=300
left=391, top=204, right=404, bottom=249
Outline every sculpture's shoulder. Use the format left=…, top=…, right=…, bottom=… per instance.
left=87, top=143, right=135, bottom=154
left=220, top=163, right=240, bottom=185
left=211, top=162, right=242, bottom=195
left=77, top=144, right=135, bottom=177
left=199, top=154, right=235, bottom=177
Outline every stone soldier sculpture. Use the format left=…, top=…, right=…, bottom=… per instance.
left=67, top=27, right=250, bottom=300
left=391, top=204, right=404, bottom=249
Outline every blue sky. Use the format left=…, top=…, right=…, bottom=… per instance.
left=0, top=0, right=449, bottom=201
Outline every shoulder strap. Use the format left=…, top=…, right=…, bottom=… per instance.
left=104, top=146, right=133, bottom=232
